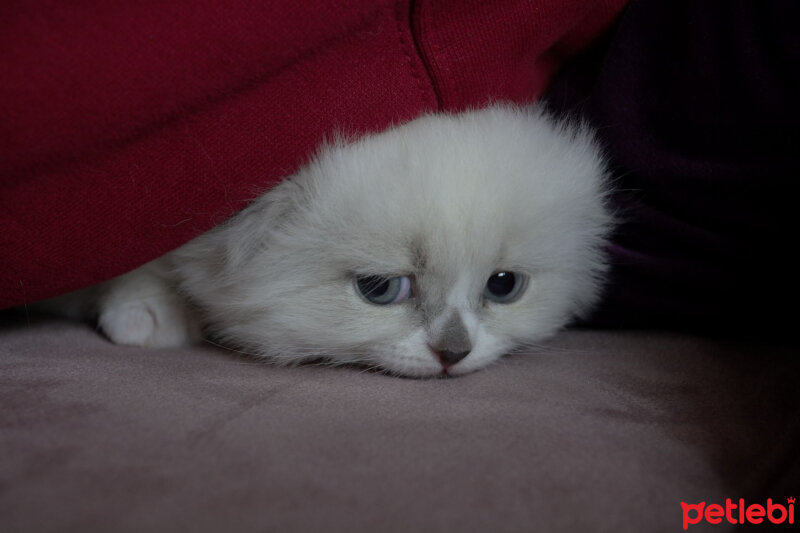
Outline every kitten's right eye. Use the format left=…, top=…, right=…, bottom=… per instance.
left=355, top=275, right=412, bottom=305
left=484, top=271, right=527, bottom=303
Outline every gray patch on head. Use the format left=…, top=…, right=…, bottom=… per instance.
left=410, top=238, right=427, bottom=271
left=430, top=310, right=472, bottom=355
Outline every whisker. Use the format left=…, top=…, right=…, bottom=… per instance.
left=508, top=340, right=575, bottom=355
left=200, top=337, right=264, bottom=358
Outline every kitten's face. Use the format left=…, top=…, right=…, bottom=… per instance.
left=177, top=106, right=611, bottom=377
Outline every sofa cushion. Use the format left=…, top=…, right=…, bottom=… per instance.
left=1, top=317, right=797, bottom=532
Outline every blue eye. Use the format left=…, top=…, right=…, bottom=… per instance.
left=355, top=275, right=413, bottom=305
left=483, top=271, right=527, bottom=303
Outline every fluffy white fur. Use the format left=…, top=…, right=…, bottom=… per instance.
left=43, top=105, right=613, bottom=377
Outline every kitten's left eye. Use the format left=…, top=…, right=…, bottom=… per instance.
left=355, top=275, right=413, bottom=305
left=484, top=271, right=527, bottom=303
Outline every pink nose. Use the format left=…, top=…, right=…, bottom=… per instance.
left=435, top=349, right=470, bottom=368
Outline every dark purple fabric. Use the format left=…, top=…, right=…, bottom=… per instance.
left=546, top=0, right=800, bottom=335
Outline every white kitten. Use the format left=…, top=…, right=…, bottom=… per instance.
left=40, top=105, right=612, bottom=377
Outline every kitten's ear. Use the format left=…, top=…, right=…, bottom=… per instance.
left=173, top=178, right=306, bottom=275
left=217, top=179, right=306, bottom=269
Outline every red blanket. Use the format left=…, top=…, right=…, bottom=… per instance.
left=0, top=0, right=626, bottom=308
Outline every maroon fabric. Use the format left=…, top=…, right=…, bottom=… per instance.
left=0, top=0, right=626, bottom=308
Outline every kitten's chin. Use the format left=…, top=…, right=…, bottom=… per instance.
left=370, top=351, right=501, bottom=379
left=374, top=359, right=495, bottom=379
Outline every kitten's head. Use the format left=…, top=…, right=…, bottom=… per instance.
left=177, top=105, right=612, bottom=377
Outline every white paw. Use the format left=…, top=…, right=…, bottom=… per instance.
left=98, top=298, right=201, bottom=348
